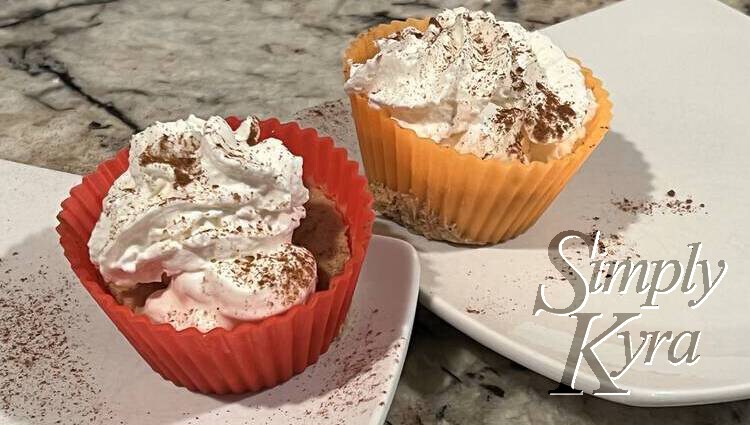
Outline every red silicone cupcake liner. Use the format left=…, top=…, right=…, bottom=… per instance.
left=56, top=117, right=375, bottom=394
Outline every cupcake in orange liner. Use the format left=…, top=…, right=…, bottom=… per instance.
left=56, top=116, right=374, bottom=394
left=343, top=9, right=612, bottom=245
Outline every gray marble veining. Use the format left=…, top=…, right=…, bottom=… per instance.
left=3, top=1, right=750, bottom=424
left=1, top=0, right=634, bottom=174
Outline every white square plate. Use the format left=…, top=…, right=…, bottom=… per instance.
left=0, top=159, right=420, bottom=424
left=372, top=0, right=750, bottom=407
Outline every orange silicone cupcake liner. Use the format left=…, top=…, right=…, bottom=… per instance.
left=344, top=18, right=612, bottom=244
left=56, top=118, right=375, bottom=394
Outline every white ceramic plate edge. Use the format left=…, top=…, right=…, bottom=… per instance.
left=370, top=236, right=421, bottom=424
left=419, top=289, right=750, bottom=407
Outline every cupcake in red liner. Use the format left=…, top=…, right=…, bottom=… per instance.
left=56, top=116, right=374, bottom=394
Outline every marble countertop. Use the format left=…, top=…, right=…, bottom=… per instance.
left=2, top=0, right=750, bottom=424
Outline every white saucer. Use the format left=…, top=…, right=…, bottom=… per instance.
left=0, top=159, right=420, bottom=424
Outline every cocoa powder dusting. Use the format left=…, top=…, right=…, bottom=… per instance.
left=139, top=134, right=201, bottom=188
left=0, top=254, right=110, bottom=423
left=612, top=190, right=706, bottom=216
left=256, top=309, right=404, bottom=424
left=529, top=82, right=577, bottom=141
left=493, top=107, right=523, bottom=133
left=246, top=118, right=260, bottom=146
left=501, top=131, right=527, bottom=162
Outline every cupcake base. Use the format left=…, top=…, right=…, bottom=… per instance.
left=370, top=182, right=479, bottom=245
left=292, top=186, right=351, bottom=290
left=109, top=280, right=167, bottom=309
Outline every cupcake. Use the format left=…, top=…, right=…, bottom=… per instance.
left=57, top=115, right=374, bottom=393
left=344, top=8, right=612, bottom=245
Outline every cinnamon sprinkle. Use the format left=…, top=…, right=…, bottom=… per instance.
left=529, top=82, right=577, bottom=141
left=139, top=134, right=201, bottom=187
left=0, top=254, right=110, bottom=422
left=612, top=190, right=706, bottom=216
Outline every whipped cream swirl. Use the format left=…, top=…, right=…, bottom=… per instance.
left=345, top=8, right=597, bottom=162
left=89, top=115, right=315, bottom=331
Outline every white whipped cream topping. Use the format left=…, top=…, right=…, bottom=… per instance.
left=89, top=115, right=315, bottom=331
left=142, top=244, right=316, bottom=331
left=345, top=8, right=597, bottom=162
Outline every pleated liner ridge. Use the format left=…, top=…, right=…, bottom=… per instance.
left=56, top=117, right=375, bottom=394
left=343, top=18, right=613, bottom=244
